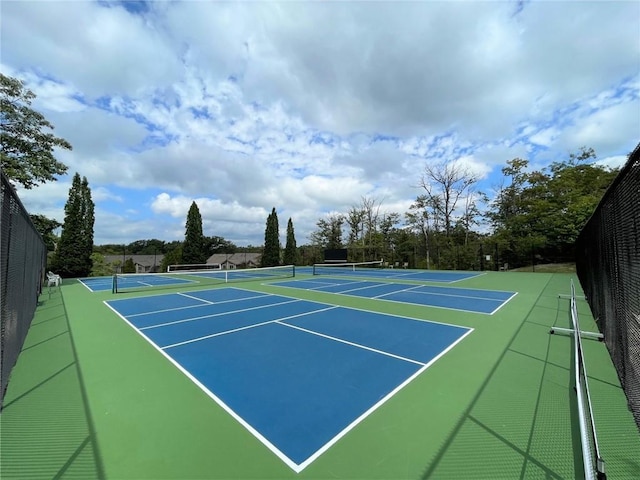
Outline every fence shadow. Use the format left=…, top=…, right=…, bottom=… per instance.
left=0, top=287, right=104, bottom=479
left=420, top=276, right=580, bottom=479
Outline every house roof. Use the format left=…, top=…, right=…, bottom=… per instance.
left=104, top=254, right=164, bottom=267
left=206, top=252, right=261, bottom=265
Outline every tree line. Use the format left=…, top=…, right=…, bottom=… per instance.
left=305, top=148, right=619, bottom=271
left=2, top=72, right=624, bottom=277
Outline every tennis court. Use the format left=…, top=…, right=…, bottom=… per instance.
left=105, top=287, right=471, bottom=471
left=272, top=277, right=516, bottom=314
left=299, top=264, right=483, bottom=283
left=2, top=269, right=640, bottom=479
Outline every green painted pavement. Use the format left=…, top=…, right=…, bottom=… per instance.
left=1, top=272, right=639, bottom=479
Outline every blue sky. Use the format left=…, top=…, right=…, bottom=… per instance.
left=3, top=0, right=638, bottom=246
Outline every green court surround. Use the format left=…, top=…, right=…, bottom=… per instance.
left=2, top=272, right=639, bottom=479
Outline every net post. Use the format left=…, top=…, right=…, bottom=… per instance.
left=292, top=265, right=296, bottom=277
left=112, top=274, right=117, bottom=294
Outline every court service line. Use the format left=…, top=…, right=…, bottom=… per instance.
left=372, top=284, right=424, bottom=299
left=128, top=293, right=270, bottom=318
left=295, top=325, right=475, bottom=472
left=140, top=298, right=302, bottom=330
left=161, top=306, right=339, bottom=350
left=328, top=282, right=391, bottom=294
left=397, top=287, right=513, bottom=302
left=276, top=321, right=426, bottom=366
left=306, top=280, right=375, bottom=292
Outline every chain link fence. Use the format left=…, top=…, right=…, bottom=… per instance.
left=576, top=142, right=640, bottom=432
left=1, top=171, right=47, bottom=406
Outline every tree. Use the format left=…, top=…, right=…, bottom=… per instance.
left=53, top=173, right=94, bottom=277
left=204, top=236, right=237, bottom=255
left=310, top=214, right=344, bottom=250
left=487, top=148, right=619, bottom=266
left=419, top=158, right=478, bottom=237
left=283, top=218, right=298, bottom=265
left=182, top=201, right=207, bottom=264
left=90, top=252, right=112, bottom=277
left=123, top=257, right=136, bottom=274
left=30, top=214, right=61, bottom=251
left=1, top=73, right=71, bottom=189
left=262, top=207, right=281, bottom=267
left=161, top=245, right=182, bottom=272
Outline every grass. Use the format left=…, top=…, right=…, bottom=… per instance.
left=509, top=263, right=576, bottom=273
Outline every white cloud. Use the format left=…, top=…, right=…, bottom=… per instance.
left=3, top=1, right=638, bottom=246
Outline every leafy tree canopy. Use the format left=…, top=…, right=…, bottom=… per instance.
left=1, top=73, right=71, bottom=189
left=30, top=213, right=61, bottom=251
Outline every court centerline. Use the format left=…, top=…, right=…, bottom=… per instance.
left=306, top=280, right=374, bottom=292
left=277, top=320, right=426, bottom=366
left=372, top=284, right=424, bottom=299
left=128, top=293, right=269, bottom=318
left=140, top=298, right=302, bottom=330
left=161, top=305, right=339, bottom=349
left=328, top=282, right=391, bottom=294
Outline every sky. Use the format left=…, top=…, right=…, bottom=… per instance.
left=2, top=0, right=639, bottom=247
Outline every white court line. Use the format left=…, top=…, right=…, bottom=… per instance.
left=307, top=280, right=376, bottom=292
left=102, top=299, right=303, bottom=472
left=294, top=325, right=474, bottom=472
left=140, top=298, right=302, bottom=330
left=372, top=284, right=424, bottom=299
left=331, top=282, right=391, bottom=294
left=127, top=293, right=270, bottom=318
left=399, top=287, right=514, bottom=303
left=489, top=291, right=519, bottom=315
left=161, top=306, right=338, bottom=350
left=103, top=288, right=475, bottom=473
left=448, top=272, right=487, bottom=284
left=178, top=292, right=216, bottom=304
left=277, top=321, right=425, bottom=366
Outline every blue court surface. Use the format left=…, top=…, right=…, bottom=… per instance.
left=80, top=273, right=207, bottom=292
left=78, top=276, right=114, bottom=292
left=105, top=287, right=472, bottom=472
left=272, top=278, right=517, bottom=315
left=299, top=266, right=482, bottom=283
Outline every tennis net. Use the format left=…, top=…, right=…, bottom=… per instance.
left=312, top=260, right=384, bottom=276
left=167, top=263, right=222, bottom=272
left=112, top=265, right=295, bottom=293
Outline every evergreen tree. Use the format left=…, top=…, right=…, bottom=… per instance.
left=123, top=257, right=136, bottom=274
left=182, top=201, right=207, bottom=264
left=53, top=173, right=94, bottom=277
left=81, top=176, right=95, bottom=262
left=283, top=217, right=298, bottom=265
left=261, top=207, right=281, bottom=267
